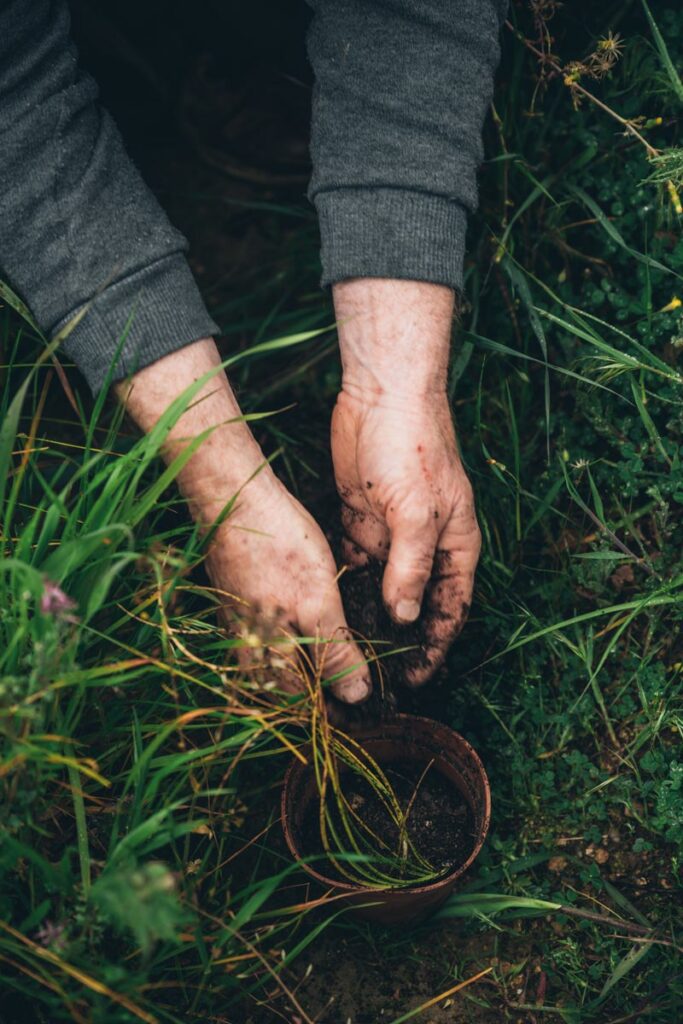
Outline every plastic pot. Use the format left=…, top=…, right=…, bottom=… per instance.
left=281, top=714, right=491, bottom=925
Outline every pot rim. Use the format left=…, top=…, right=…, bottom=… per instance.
left=281, top=713, right=491, bottom=897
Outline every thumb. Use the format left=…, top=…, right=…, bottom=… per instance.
left=383, top=510, right=438, bottom=624
left=300, top=591, right=371, bottom=705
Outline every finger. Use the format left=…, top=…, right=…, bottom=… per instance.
left=300, top=590, right=371, bottom=705
left=382, top=508, right=438, bottom=625
left=231, top=614, right=304, bottom=695
left=404, top=571, right=466, bottom=688
left=341, top=500, right=391, bottom=562
left=341, top=534, right=370, bottom=568
left=405, top=507, right=481, bottom=687
left=264, top=632, right=308, bottom=695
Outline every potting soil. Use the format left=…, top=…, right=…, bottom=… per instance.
left=300, top=758, right=476, bottom=884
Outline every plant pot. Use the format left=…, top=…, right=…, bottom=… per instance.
left=281, top=713, right=491, bottom=926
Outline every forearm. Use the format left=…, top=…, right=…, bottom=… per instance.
left=115, top=338, right=278, bottom=525
left=0, top=0, right=216, bottom=393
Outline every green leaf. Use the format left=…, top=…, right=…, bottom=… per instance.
left=41, top=525, right=133, bottom=582
left=0, top=374, right=31, bottom=525
left=594, top=942, right=653, bottom=1005
left=0, top=280, right=40, bottom=331
left=630, top=377, right=672, bottom=467
left=602, top=880, right=652, bottom=928
left=503, top=258, right=550, bottom=459
left=436, top=893, right=561, bottom=920
left=228, top=866, right=298, bottom=934
left=568, top=186, right=680, bottom=281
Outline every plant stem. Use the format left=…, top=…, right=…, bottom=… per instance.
left=505, top=21, right=660, bottom=157
left=558, top=904, right=654, bottom=935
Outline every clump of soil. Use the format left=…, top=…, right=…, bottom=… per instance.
left=333, top=557, right=451, bottom=728
left=339, top=559, right=433, bottom=682
left=299, top=759, right=476, bottom=885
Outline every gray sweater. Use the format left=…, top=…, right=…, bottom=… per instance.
left=0, top=0, right=506, bottom=393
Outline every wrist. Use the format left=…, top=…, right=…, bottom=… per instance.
left=178, top=423, right=281, bottom=527
left=333, top=278, right=454, bottom=404
left=116, top=336, right=281, bottom=525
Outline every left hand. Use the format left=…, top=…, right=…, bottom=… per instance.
left=331, top=278, right=482, bottom=686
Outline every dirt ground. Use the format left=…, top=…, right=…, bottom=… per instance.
left=244, top=923, right=539, bottom=1024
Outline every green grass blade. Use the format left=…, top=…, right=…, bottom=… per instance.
left=568, top=186, right=680, bottom=280
left=641, top=0, right=683, bottom=105
left=594, top=941, right=653, bottom=1005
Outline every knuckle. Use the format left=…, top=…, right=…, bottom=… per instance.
left=393, top=503, right=434, bottom=532
left=321, top=638, right=356, bottom=674
left=388, top=546, right=433, bottom=583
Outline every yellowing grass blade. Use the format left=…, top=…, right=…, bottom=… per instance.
left=388, top=966, right=493, bottom=1024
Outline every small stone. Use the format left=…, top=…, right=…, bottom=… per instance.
left=548, top=856, right=568, bottom=873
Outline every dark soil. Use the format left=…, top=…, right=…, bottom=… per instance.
left=339, top=559, right=432, bottom=681
left=325, top=552, right=454, bottom=728
left=300, top=758, right=476, bottom=884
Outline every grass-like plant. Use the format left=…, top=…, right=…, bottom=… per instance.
left=310, top=713, right=442, bottom=889
left=258, top=621, right=446, bottom=889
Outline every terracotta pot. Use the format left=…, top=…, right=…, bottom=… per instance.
left=281, top=714, right=491, bottom=925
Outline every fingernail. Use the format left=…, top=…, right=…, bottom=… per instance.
left=340, top=678, right=370, bottom=703
left=395, top=599, right=421, bottom=624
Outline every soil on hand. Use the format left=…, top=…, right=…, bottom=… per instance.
left=300, top=759, right=476, bottom=884
left=332, top=557, right=452, bottom=727
left=339, top=559, right=434, bottom=683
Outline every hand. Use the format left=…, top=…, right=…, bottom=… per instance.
left=204, top=472, right=371, bottom=704
left=331, top=279, right=481, bottom=686
left=116, top=338, right=370, bottom=704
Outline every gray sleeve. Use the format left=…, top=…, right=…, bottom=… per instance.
left=0, top=0, right=218, bottom=393
left=306, top=0, right=507, bottom=291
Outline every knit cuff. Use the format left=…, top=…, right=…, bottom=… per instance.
left=54, top=253, right=219, bottom=394
left=314, top=188, right=467, bottom=291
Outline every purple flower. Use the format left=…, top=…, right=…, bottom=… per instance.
left=40, top=579, right=79, bottom=623
left=35, top=919, right=67, bottom=950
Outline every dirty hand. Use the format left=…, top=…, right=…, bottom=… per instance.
left=331, top=279, right=481, bottom=686
left=116, top=338, right=370, bottom=704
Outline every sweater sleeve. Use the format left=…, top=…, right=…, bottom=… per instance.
left=306, top=0, right=507, bottom=291
left=0, top=0, right=218, bottom=393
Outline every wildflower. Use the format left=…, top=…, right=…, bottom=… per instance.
left=40, top=579, right=79, bottom=623
left=659, top=296, right=682, bottom=313
left=563, top=62, right=582, bottom=86
left=597, top=31, right=624, bottom=58
left=35, top=920, right=67, bottom=951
